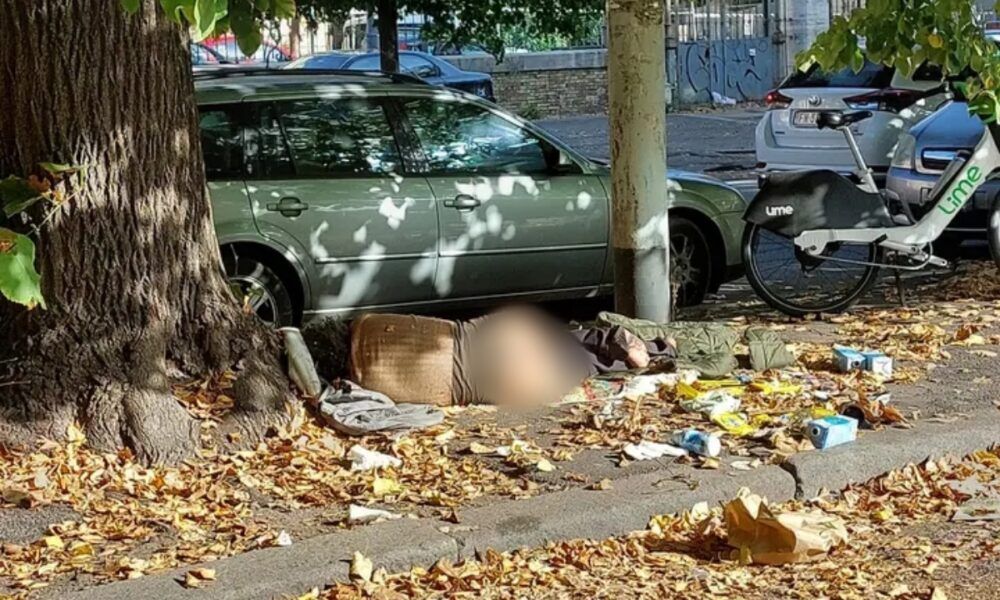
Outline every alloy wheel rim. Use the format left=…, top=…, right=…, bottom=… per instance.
left=229, top=275, right=278, bottom=326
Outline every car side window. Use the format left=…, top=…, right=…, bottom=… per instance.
left=199, top=106, right=245, bottom=180
left=402, top=97, right=554, bottom=175
left=272, top=98, right=402, bottom=177
left=400, top=55, right=439, bottom=78
left=348, top=56, right=381, bottom=71
left=246, top=104, right=295, bottom=179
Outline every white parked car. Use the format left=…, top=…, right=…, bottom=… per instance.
left=756, top=61, right=948, bottom=185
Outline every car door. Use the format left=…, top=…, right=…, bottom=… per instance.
left=244, top=95, right=439, bottom=313
left=395, top=93, right=609, bottom=300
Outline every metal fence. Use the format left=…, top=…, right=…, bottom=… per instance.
left=829, top=0, right=866, bottom=20
left=672, top=0, right=771, bottom=43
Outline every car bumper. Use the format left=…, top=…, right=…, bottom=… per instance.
left=886, top=166, right=994, bottom=234
left=717, top=210, right=746, bottom=277
left=755, top=110, right=898, bottom=173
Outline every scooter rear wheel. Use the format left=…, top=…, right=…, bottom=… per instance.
left=743, top=224, right=883, bottom=318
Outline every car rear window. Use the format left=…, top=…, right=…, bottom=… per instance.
left=782, top=61, right=894, bottom=89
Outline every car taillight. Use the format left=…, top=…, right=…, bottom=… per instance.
left=844, top=89, right=923, bottom=113
left=765, top=90, right=792, bottom=109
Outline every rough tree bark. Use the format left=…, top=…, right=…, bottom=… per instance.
left=377, top=0, right=400, bottom=72
left=0, top=0, right=292, bottom=464
left=607, top=0, right=670, bottom=321
left=290, top=14, right=302, bottom=59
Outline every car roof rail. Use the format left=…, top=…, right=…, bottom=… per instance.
left=193, top=66, right=430, bottom=86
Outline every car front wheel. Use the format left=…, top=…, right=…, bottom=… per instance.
left=670, top=216, right=712, bottom=308
left=223, top=250, right=297, bottom=328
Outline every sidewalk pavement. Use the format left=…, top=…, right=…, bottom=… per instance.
left=47, top=266, right=1000, bottom=600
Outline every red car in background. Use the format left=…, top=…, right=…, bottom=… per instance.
left=202, top=36, right=292, bottom=67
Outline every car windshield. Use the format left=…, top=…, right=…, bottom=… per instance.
left=782, top=61, right=894, bottom=89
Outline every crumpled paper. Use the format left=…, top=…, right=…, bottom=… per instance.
left=622, top=440, right=688, bottom=461
left=724, top=488, right=848, bottom=565
left=349, top=445, right=402, bottom=472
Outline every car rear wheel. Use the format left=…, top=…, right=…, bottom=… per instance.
left=671, top=217, right=713, bottom=308
left=223, top=249, right=297, bottom=328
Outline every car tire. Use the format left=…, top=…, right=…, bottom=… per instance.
left=670, top=216, right=713, bottom=308
left=223, top=249, right=298, bottom=328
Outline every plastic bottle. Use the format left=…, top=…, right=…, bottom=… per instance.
left=671, top=429, right=722, bottom=457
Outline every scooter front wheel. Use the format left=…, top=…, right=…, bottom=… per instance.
left=742, top=224, right=883, bottom=318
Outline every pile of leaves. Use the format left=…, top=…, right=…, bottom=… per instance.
left=320, top=450, right=1000, bottom=599
left=0, top=382, right=534, bottom=595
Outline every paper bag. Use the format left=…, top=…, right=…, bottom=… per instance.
left=724, top=488, right=848, bottom=565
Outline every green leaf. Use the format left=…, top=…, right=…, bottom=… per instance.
left=191, top=0, right=220, bottom=40
left=0, top=176, right=41, bottom=218
left=230, top=0, right=262, bottom=56
left=121, top=0, right=141, bottom=13
left=0, top=228, right=44, bottom=309
left=38, top=162, right=83, bottom=177
left=270, top=0, right=295, bottom=19
left=159, top=0, right=189, bottom=21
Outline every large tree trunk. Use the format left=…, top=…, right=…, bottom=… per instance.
left=0, top=0, right=292, bottom=463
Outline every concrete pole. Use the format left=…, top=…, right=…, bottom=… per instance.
left=607, top=0, right=670, bottom=322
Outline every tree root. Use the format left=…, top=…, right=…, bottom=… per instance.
left=216, top=354, right=294, bottom=451
left=84, top=380, right=199, bottom=464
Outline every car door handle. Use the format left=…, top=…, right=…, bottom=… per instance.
left=266, top=197, right=309, bottom=217
left=443, top=194, right=481, bottom=211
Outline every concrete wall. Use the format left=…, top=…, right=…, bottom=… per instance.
left=446, top=50, right=609, bottom=119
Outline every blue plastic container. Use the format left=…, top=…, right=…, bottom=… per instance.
left=807, top=415, right=858, bottom=450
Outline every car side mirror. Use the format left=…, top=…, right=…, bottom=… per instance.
left=550, top=151, right=581, bottom=175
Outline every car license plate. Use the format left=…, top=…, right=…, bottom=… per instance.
left=793, top=111, right=824, bottom=127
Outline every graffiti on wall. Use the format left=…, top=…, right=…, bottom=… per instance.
left=677, top=37, right=777, bottom=105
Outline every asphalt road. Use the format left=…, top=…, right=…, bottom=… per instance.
left=536, top=108, right=763, bottom=183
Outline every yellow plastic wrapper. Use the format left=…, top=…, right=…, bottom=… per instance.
left=724, top=488, right=849, bottom=565
left=750, top=381, right=803, bottom=396
left=711, top=412, right=757, bottom=437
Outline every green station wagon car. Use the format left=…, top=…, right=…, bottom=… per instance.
left=195, top=70, right=747, bottom=326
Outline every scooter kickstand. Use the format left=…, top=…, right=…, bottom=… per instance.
left=894, top=268, right=907, bottom=307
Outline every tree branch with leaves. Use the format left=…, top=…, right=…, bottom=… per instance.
left=801, top=0, right=1000, bottom=121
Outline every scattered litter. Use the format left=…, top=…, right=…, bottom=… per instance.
left=276, top=530, right=293, bottom=547
left=349, top=445, right=402, bottom=472
left=953, top=497, right=1000, bottom=522
left=467, top=442, right=495, bottom=455
left=841, top=395, right=905, bottom=428
left=834, top=345, right=893, bottom=378
left=749, top=380, right=803, bottom=396
left=724, top=488, right=848, bottom=565
left=806, top=415, right=858, bottom=450
left=711, top=90, right=738, bottom=105
left=372, top=476, right=404, bottom=497
left=183, top=568, right=216, bottom=589
left=349, top=505, right=401, bottom=524
left=711, top=412, right=759, bottom=437
left=833, top=346, right=865, bottom=372
left=612, top=373, right=687, bottom=400
left=318, top=382, right=444, bottom=436
left=350, top=551, right=374, bottom=582
left=623, top=440, right=688, bottom=461
left=680, top=390, right=741, bottom=418
left=535, top=458, right=556, bottom=473
left=671, top=429, right=722, bottom=457
left=862, top=350, right=893, bottom=378
left=281, top=327, right=323, bottom=397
